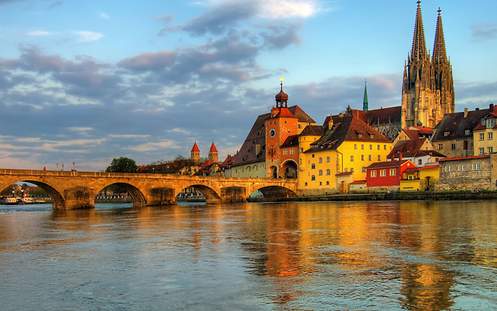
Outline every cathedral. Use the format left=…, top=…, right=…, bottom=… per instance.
left=402, top=1, right=454, bottom=128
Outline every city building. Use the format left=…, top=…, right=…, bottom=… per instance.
left=473, top=104, right=497, bottom=155
left=224, top=84, right=316, bottom=179
left=402, top=2, right=454, bottom=128
left=432, top=107, right=489, bottom=157
left=366, top=160, right=416, bottom=192
left=299, top=108, right=392, bottom=194
left=400, top=164, right=440, bottom=192
left=437, top=155, right=497, bottom=191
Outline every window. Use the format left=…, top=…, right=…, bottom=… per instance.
left=368, top=155, right=372, bottom=161
left=311, top=164, right=316, bottom=169
left=486, top=118, right=495, bottom=129
left=384, top=145, right=387, bottom=150
left=305, top=182, right=308, bottom=186
left=319, top=182, right=322, bottom=186
left=480, top=147, right=485, bottom=155
left=377, top=155, right=381, bottom=161
left=418, top=159, right=422, bottom=165
left=311, top=175, right=316, bottom=181
left=464, top=140, right=469, bottom=150
left=370, top=170, right=377, bottom=177
left=319, top=157, right=323, bottom=164
left=326, top=169, right=331, bottom=176
left=270, top=129, right=276, bottom=137
left=444, top=131, right=450, bottom=137
left=489, top=132, right=494, bottom=140
left=380, top=169, right=387, bottom=177
left=361, top=155, right=364, bottom=161
left=465, top=129, right=471, bottom=136
left=326, top=156, right=330, bottom=163
left=326, top=181, right=330, bottom=185
left=488, top=147, right=494, bottom=154
left=312, top=154, right=315, bottom=158
left=438, top=144, right=443, bottom=150
left=475, top=163, right=481, bottom=170
left=480, top=133, right=485, bottom=141
left=350, top=155, right=354, bottom=162
left=377, top=145, right=380, bottom=150
left=390, top=168, right=396, bottom=176
left=451, top=144, right=456, bottom=151
left=361, top=144, right=364, bottom=150
left=319, top=170, right=323, bottom=176
left=369, top=144, right=373, bottom=150
left=354, top=144, right=357, bottom=150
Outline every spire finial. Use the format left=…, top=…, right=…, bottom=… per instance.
left=363, top=80, right=369, bottom=112
left=438, top=7, right=441, bottom=15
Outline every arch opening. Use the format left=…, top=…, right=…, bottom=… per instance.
left=248, top=186, right=297, bottom=202
left=176, top=185, right=221, bottom=205
left=95, top=183, right=147, bottom=208
left=0, top=181, right=64, bottom=209
left=270, top=166, right=278, bottom=179
left=281, top=160, right=298, bottom=179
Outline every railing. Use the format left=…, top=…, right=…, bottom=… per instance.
left=0, top=168, right=297, bottom=184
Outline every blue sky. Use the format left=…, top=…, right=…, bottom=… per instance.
left=1, top=0, right=497, bottom=170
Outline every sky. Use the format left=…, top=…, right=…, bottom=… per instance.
left=1, top=0, right=497, bottom=171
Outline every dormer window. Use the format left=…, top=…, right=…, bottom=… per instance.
left=369, top=134, right=374, bottom=139
left=444, top=131, right=450, bottom=137
left=486, top=118, right=495, bottom=129
left=357, top=132, right=363, bottom=138
left=464, top=129, right=471, bottom=136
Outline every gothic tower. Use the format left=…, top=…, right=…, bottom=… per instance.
left=191, top=142, right=200, bottom=164
left=432, top=8, right=455, bottom=123
left=208, top=142, right=219, bottom=162
left=363, top=81, right=369, bottom=112
left=402, top=1, right=454, bottom=128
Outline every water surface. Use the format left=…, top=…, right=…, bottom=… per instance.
left=0, top=201, right=496, bottom=310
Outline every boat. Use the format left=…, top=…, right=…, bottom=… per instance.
left=1, top=197, right=19, bottom=205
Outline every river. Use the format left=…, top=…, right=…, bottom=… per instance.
left=0, top=201, right=496, bottom=310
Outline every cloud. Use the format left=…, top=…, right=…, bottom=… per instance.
left=472, top=24, right=497, bottom=41
left=26, top=30, right=52, bottom=37
left=74, top=31, right=104, bottom=43
left=129, top=139, right=179, bottom=152
left=98, top=12, right=110, bottom=20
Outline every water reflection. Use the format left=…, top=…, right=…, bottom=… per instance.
left=0, top=201, right=496, bottom=310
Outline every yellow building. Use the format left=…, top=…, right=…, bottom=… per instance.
left=298, top=109, right=392, bottom=194
left=400, top=165, right=440, bottom=192
left=473, top=105, right=497, bottom=156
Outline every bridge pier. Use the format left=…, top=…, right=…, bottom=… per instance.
left=148, top=188, right=176, bottom=206
left=64, top=187, right=95, bottom=210
left=220, top=187, right=247, bottom=204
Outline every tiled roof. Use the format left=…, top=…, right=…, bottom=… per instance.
left=366, top=160, right=410, bottom=169
left=389, top=139, right=425, bottom=158
left=365, top=106, right=402, bottom=125
left=231, top=105, right=315, bottom=167
left=281, top=135, right=299, bottom=148
left=300, top=125, right=323, bottom=136
left=439, top=155, right=490, bottom=162
left=191, top=142, right=200, bottom=153
left=432, top=108, right=489, bottom=141
left=306, top=110, right=390, bottom=153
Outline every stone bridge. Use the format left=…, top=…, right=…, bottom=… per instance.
left=0, top=169, right=298, bottom=210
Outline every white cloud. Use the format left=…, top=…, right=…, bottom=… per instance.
left=205, top=0, right=319, bottom=19
left=129, top=139, right=178, bottom=152
left=67, top=127, right=94, bottom=133
left=74, top=31, right=104, bottom=43
left=26, top=30, right=52, bottom=37
left=98, top=12, right=110, bottom=20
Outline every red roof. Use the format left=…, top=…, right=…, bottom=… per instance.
left=191, top=142, right=200, bottom=153
left=209, top=143, right=218, bottom=153
left=439, top=155, right=490, bottom=162
left=366, top=160, right=411, bottom=169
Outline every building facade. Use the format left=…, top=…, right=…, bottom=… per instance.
left=366, top=160, right=416, bottom=192
left=402, top=2, right=454, bottom=128
left=473, top=104, right=497, bottom=156
left=437, top=155, right=497, bottom=191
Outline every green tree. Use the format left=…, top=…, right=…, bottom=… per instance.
left=106, top=157, right=138, bottom=173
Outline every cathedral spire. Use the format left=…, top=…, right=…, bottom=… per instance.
left=432, top=7, right=448, bottom=64
left=362, top=81, right=369, bottom=112
left=411, top=0, right=428, bottom=60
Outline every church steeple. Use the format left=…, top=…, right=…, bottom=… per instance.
left=432, top=8, right=448, bottom=64
left=411, top=0, right=428, bottom=60
left=362, top=81, right=369, bottom=112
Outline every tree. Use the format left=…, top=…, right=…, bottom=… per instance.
left=106, top=157, right=138, bottom=173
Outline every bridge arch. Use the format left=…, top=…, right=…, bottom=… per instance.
left=249, top=185, right=297, bottom=202
left=95, top=182, right=147, bottom=208
left=0, top=180, right=65, bottom=209
left=177, top=184, right=221, bottom=204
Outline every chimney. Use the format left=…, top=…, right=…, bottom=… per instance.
left=464, top=108, right=469, bottom=118
left=490, top=103, right=496, bottom=113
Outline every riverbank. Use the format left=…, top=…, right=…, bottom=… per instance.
left=254, top=191, right=497, bottom=203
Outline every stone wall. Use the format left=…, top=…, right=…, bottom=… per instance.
left=437, top=155, right=497, bottom=191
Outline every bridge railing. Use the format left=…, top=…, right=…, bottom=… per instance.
left=0, top=168, right=297, bottom=184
